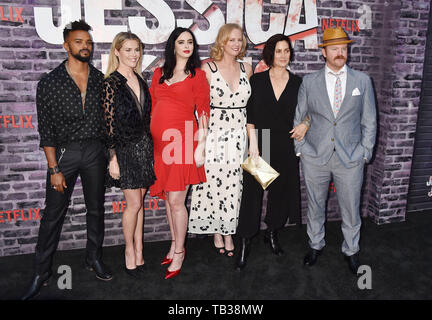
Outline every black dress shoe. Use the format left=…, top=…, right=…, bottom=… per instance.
left=303, top=249, right=322, bottom=266
left=85, top=259, right=113, bottom=281
left=344, top=253, right=360, bottom=275
left=234, top=237, right=250, bottom=271
left=21, top=271, right=52, bottom=300
left=263, top=230, right=284, bottom=256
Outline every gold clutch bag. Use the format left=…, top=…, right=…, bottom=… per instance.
left=241, top=156, right=280, bottom=190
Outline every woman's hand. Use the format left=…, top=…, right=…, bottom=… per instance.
left=194, top=141, right=206, bottom=168
left=109, top=158, right=120, bottom=180
left=290, top=123, right=309, bottom=141
left=248, top=143, right=260, bottom=162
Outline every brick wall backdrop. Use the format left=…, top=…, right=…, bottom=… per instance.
left=407, top=3, right=432, bottom=212
left=0, top=0, right=430, bottom=257
left=369, top=0, right=431, bottom=224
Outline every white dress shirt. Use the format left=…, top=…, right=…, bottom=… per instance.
left=325, top=64, right=347, bottom=115
left=296, top=64, right=348, bottom=157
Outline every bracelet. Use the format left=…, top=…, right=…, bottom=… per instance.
left=48, top=165, right=61, bottom=175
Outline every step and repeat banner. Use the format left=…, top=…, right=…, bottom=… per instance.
left=0, top=0, right=430, bottom=256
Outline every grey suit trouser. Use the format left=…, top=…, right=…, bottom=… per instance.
left=301, top=151, right=364, bottom=256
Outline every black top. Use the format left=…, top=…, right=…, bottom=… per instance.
left=102, top=71, right=152, bottom=151
left=246, top=69, right=302, bottom=162
left=242, top=69, right=303, bottom=225
left=247, top=69, right=302, bottom=131
left=36, top=60, right=105, bottom=148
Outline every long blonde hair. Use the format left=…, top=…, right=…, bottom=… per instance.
left=210, top=23, right=247, bottom=61
left=105, top=32, right=143, bottom=78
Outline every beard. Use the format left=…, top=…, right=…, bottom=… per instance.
left=71, top=49, right=92, bottom=63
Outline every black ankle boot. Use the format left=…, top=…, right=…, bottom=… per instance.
left=235, top=238, right=250, bottom=271
left=21, top=271, right=52, bottom=300
left=264, top=229, right=284, bottom=256
left=85, top=258, right=113, bottom=281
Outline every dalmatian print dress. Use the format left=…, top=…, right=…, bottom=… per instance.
left=189, top=62, right=251, bottom=235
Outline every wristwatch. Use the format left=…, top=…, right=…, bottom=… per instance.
left=48, top=165, right=61, bottom=175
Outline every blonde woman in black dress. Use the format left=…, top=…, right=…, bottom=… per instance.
left=103, top=32, right=155, bottom=278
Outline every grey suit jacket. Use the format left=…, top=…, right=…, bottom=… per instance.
left=293, top=66, right=377, bottom=168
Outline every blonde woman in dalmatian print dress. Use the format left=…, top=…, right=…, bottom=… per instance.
left=189, top=24, right=252, bottom=256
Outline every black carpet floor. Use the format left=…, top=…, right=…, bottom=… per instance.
left=1, top=211, right=431, bottom=300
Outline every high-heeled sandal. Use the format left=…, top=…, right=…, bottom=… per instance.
left=161, top=240, right=175, bottom=265
left=214, top=245, right=225, bottom=255
left=164, top=250, right=186, bottom=280
left=223, top=237, right=234, bottom=257
left=214, top=236, right=225, bottom=254
left=224, top=248, right=235, bottom=257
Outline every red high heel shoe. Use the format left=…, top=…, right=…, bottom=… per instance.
left=161, top=240, right=175, bottom=265
left=161, top=256, right=173, bottom=265
left=164, top=250, right=185, bottom=280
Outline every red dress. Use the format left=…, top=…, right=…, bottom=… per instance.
left=149, top=67, right=210, bottom=199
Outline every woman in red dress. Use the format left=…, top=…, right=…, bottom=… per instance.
left=149, top=27, right=210, bottom=279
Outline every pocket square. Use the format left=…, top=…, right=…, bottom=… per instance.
left=352, top=88, right=361, bottom=96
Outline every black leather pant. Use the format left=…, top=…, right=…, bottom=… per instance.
left=34, top=140, right=107, bottom=274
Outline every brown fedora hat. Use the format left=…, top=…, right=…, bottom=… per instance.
left=319, top=27, right=354, bottom=48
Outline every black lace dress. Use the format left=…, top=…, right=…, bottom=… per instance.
left=102, top=71, right=156, bottom=190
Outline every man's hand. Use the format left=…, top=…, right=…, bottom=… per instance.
left=50, top=172, right=67, bottom=194
left=290, top=123, right=309, bottom=141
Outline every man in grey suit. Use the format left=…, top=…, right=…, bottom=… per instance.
left=293, top=27, right=377, bottom=275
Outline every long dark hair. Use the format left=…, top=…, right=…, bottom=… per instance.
left=159, top=27, right=201, bottom=84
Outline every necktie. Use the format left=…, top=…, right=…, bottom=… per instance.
left=331, top=71, right=343, bottom=117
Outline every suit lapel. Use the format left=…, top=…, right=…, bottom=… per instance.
left=318, top=68, right=336, bottom=119
left=336, top=66, right=355, bottom=119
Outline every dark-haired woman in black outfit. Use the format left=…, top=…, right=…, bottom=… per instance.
left=235, top=34, right=310, bottom=271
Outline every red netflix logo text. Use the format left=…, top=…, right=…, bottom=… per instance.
left=322, top=19, right=360, bottom=33
left=0, top=208, right=41, bottom=223
left=112, top=199, right=160, bottom=214
left=0, top=6, right=24, bottom=23
left=0, top=115, right=34, bottom=128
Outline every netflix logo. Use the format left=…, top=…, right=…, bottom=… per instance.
left=322, top=18, right=360, bottom=33
left=0, top=208, right=41, bottom=223
left=0, top=6, right=24, bottom=23
left=112, top=199, right=160, bottom=214
left=0, top=115, right=34, bottom=129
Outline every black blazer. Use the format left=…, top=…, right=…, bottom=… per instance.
left=102, top=71, right=152, bottom=150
